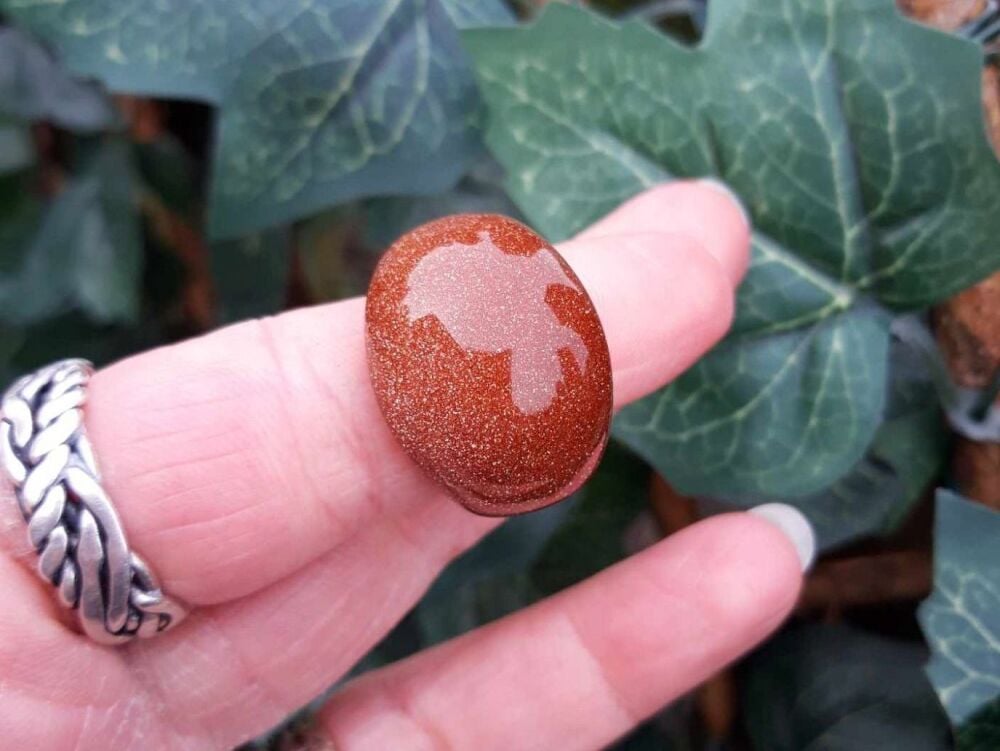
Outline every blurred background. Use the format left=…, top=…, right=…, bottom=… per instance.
left=1, top=0, right=999, bottom=749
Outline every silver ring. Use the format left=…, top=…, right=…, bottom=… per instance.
left=0, top=359, right=186, bottom=645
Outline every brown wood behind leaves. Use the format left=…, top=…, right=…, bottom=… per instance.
left=897, top=0, right=985, bottom=28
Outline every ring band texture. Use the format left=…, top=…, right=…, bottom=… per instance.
left=1, top=359, right=186, bottom=645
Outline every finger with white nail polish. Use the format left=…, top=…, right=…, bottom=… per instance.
left=749, top=503, right=817, bottom=572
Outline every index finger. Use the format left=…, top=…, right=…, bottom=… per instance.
left=0, top=181, right=750, bottom=607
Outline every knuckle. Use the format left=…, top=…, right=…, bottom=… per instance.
left=676, top=236, right=738, bottom=343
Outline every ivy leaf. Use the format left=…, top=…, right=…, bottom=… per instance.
left=3, top=0, right=481, bottom=238
left=208, top=0, right=481, bottom=238
left=710, top=334, right=947, bottom=551
left=743, top=623, right=952, bottom=751
left=621, top=309, right=890, bottom=498
left=919, top=490, right=1000, bottom=733
left=0, top=140, right=142, bottom=325
left=464, top=0, right=1000, bottom=498
left=0, top=27, right=114, bottom=131
left=0, top=0, right=255, bottom=101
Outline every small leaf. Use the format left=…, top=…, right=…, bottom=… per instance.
left=743, top=623, right=952, bottom=751
left=0, top=139, right=142, bottom=325
left=210, top=229, right=291, bottom=324
left=919, top=490, right=1000, bottom=731
left=0, top=27, right=114, bottom=130
left=464, top=0, right=1000, bottom=498
left=3, top=0, right=482, bottom=238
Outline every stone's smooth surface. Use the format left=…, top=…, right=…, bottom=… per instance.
left=366, top=213, right=613, bottom=516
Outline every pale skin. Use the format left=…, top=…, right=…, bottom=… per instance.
left=0, top=182, right=803, bottom=750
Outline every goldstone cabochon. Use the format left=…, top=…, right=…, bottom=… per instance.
left=365, top=214, right=613, bottom=516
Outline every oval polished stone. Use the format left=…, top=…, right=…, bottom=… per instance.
left=365, top=213, right=612, bottom=516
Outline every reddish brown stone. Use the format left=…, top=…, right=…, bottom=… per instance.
left=365, top=214, right=613, bottom=516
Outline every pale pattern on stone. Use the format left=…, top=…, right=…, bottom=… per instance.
left=403, top=230, right=588, bottom=414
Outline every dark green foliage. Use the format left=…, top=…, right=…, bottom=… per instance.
left=957, top=698, right=1000, bottom=751
left=743, top=623, right=952, bottom=751
left=211, top=229, right=291, bottom=323
left=2, top=0, right=498, bottom=237
left=464, top=0, right=1000, bottom=499
left=1, top=1, right=998, bottom=748
left=715, top=334, right=948, bottom=551
left=920, top=491, right=1000, bottom=735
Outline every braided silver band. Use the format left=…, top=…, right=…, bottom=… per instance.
left=0, top=359, right=186, bottom=645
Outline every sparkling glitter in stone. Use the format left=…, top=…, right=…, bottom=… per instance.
left=365, top=214, right=613, bottom=516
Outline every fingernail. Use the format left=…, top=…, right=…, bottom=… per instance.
left=696, top=178, right=751, bottom=231
left=748, top=503, right=816, bottom=572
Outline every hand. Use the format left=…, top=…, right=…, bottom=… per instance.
left=0, top=182, right=811, bottom=750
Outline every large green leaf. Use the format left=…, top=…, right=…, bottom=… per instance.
left=464, top=0, right=1000, bottom=498
left=919, top=490, right=1000, bottom=733
left=3, top=0, right=482, bottom=238
left=743, top=623, right=952, bottom=751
